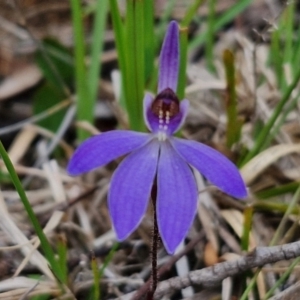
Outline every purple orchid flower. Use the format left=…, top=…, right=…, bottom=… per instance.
left=67, top=21, right=247, bottom=254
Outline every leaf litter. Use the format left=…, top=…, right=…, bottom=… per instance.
left=1, top=0, right=300, bottom=299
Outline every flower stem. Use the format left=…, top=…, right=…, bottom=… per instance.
left=147, top=191, right=159, bottom=299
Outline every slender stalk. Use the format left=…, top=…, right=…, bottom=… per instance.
left=134, top=232, right=204, bottom=299
left=147, top=189, right=159, bottom=299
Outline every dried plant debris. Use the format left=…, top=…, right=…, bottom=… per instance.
left=1, top=1, right=300, bottom=299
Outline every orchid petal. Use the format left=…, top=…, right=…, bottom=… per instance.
left=143, top=93, right=155, bottom=132
left=158, top=21, right=179, bottom=93
left=168, top=99, right=190, bottom=134
left=157, top=141, right=198, bottom=254
left=172, top=138, right=247, bottom=198
left=109, top=140, right=159, bottom=240
left=68, top=130, right=150, bottom=175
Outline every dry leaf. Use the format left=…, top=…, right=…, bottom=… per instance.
left=204, top=241, right=219, bottom=266
left=241, top=144, right=300, bottom=185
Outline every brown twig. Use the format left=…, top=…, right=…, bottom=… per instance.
left=153, top=241, right=300, bottom=299
left=133, top=231, right=205, bottom=300
left=118, top=240, right=300, bottom=299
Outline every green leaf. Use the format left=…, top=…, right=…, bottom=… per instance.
left=33, top=84, right=67, bottom=132
left=35, top=39, right=74, bottom=93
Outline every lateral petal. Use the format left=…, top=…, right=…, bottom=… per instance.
left=167, top=98, right=190, bottom=134
left=157, top=141, right=198, bottom=254
left=143, top=92, right=155, bottom=132
left=108, top=140, right=159, bottom=240
left=68, top=130, right=150, bottom=175
left=172, top=138, right=247, bottom=198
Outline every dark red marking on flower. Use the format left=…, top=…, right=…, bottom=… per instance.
left=151, top=88, right=180, bottom=119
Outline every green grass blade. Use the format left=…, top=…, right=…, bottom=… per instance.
left=293, top=25, right=300, bottom=69
left=256, top=182, right=300, bottom=199
left=91, top=253, right=100, bottom=300
left=155, top=0, right=177, bottom=49
left=241, top=206, right=253, bottom=251
left=33, top=84, right=67, bottom=133
left=270, top=186, right=300, bottom=246
left=144, top=0, right=155, bottom=82
left=263, top=91, right=300, bottom=149
left=177, top=26, right=188, bottom=99
left=190, top=0, right=252, bottom=49
left=241, top=66, right=300, bottom=165
left=124, top=0, right=145, bottom=131
left=240, top=269, right=260, bottom=300
left=205, top=0, right=217, bottom=72
left=282, top=1, right=295, bottom=67
left=99, top=243, right=119, bottom=278
left=87, top=0, right=108, bottom=103
left=0, top=141, right=64, bottom=283
left=264, top=186, right=300, bottom=299
left=109, top=0, right=127, bottom=110
left=241, top=186, right=300, bottom=299
left=269, top=28, right=283, bottom=87
left=263, top=256, right=300, bottom=299
left=70, top=0, right=92, bottom=141
left=97, top=243, right=119, bottom=300
left=178, top=0, right=206, bottom=99
left=223, top=49, right=242, bottom=148
left=253, top=201, right=300, bottom=215
left=35, top=39, right=73, bottom=95
left=181, top=0, right=206, bottom=27
left=57, top=235, right=68, bottom=284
